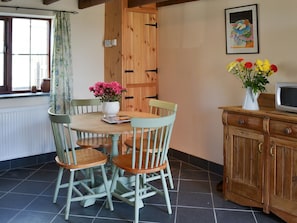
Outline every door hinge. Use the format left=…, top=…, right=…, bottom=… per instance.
left=124, top=70, right=134, bottom=73
left=145, top=95, right=158, bottom=99
left=145, top=23, right=158, bottom=28
left=145, top=68, right=158, bottom=73
left=125, top=96, right=134, bottom=99
left=225, top=176, right=229, bottom=184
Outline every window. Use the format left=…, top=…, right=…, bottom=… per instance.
left=0, top=16, right=51, bottom=94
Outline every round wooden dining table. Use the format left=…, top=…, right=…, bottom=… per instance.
left=70, top=111, right=157, bottom=157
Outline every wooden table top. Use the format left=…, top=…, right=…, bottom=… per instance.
left=70, top=111, right=157, bottom=135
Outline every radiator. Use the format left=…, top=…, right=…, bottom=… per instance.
left=0, top=103, right=55, bottom=161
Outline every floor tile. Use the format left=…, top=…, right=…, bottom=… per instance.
left=25, top=195, right=65, bottom=213
left=52, top=214, right=94, bottom=223
left=41, top=182, right=68, bottom=197
left=93, top=218, right=132, bottom=222
left=66, top=200, right=104, bottom=218
left=97, top=201, right=134, bottom=222
left=212, top=190, right=250, bottom=210
left=179, top=180, right=210, bottom=193
left=137, top=204, right=175, bottom=223
left=145, top=191, right=177, bottom=206
left=178, top=191, right=213, bottom=208
left=0, top=179, right=22, bottom=192
left=8, top=210, right=56, bottom=223
left=254, top=212, right=286, bottom=223
left=0, top=208, right=20, bottom=223
left=0, top=193, right=36, bottom=209
left=180, top=169, right=209, bottom=181
left=27, top=170, right=58, bottom=182
left=0, top=169, right=36, bottom=180
left=176, top=207, right=215, bottom=223
left=216, top=210, right=256, bottom=223
left=11, top=181, right=51, bottom=195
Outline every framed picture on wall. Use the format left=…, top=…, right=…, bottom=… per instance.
left=225, top=4, right=259, bottom=54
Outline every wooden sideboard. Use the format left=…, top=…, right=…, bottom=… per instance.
left=221, top=94, right=297, bottom=223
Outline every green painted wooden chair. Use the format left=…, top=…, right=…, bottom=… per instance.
left=111, top=113, right=176, bottom=223
left=71, top=99, right=112, bottom=153
left=48, top=108, right=113, bottom=220
left=124, top=99, right=178, bottom=189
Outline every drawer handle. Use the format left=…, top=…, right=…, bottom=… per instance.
left=284, top=127, right=292, bottom=135
left=258, top=143, right=263, bottom=153
left=270, top=145, right=275, bottom=157
left=238, top=119, right=245, bottom=125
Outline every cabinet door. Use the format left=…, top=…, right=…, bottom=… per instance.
left=124, top=11, right=157, bottom=85
left=225, top=127, right=264, bottom=206
left=269, top=137, right=297, bottom=219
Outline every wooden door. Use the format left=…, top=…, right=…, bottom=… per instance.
left=122, top=11, right=158, bottom=112
left=269, top=137, right=297, bottom=221
left=124, top=11, right=157, bottom=85
left=225, top=126, right=264, bottom=206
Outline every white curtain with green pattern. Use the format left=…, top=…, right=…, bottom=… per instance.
left=50, top=12, right=73, bottom=114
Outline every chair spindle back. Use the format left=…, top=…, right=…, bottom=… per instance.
left=130, top=114, right=176, bottom=172
left=48, top=108, right=77, bottom=166
left=149, top=99, right=178, bottom=117
left=71, top=99, right=101, bottom=115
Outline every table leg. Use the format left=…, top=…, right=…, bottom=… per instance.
left=111, top=134, right=120, bottom=157
left=81, top=134, right=121, bottom=207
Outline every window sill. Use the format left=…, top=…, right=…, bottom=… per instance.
left=0, top=92, right=50, bottom=99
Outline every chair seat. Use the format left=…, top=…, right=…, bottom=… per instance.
left=112, top=153, right=167, bottom=175
left=125, top=137, right=162, bottom=153
left=76, top=136, right=112, bottom=150
left=55, top=148, right=107, bottom=170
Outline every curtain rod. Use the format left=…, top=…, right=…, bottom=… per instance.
left=0, top=5, right=78, bottom=14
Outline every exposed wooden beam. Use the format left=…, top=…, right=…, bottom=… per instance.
left=128, top=0, right=165, bottom=8
left=128, top=0, right=199, bottom=8
left=78, top=0, right=105, bottom=9
left=43, top=0, right=60, bottom=5
left=157, top=0, right=199, bottom=7
left=76, top=0, right=199, bottom=10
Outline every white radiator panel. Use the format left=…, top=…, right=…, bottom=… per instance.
left=0, top=103, right=55, bottom=161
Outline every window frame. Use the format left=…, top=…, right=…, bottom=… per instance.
left=0, top=15, right=51, bottom=94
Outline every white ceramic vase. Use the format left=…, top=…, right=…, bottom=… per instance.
left=102, top=101, right=120, bottom=117
left=242, top=87, right=259, bottom=110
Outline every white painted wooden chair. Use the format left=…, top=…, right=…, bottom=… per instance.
left=48, top=108, right=113, bottom=220
left=111, top=113, right=176, bottom=223
left=124, top=99, right=178, bottom=189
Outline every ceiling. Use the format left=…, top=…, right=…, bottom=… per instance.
left=42, top=0, right=200, bottom=9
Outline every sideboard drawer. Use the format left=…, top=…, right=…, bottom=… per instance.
left=270, top=120, right=297, bottom=138
left=227, top=113, right=263, bottom=131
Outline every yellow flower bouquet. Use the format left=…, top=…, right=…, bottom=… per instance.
left=227, top=58, right=278, bottom=93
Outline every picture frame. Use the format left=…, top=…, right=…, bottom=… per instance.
left=225, top=4, right=259, bottom=54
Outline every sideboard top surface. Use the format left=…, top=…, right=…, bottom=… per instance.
left=219, top=93, right=297, bottom=123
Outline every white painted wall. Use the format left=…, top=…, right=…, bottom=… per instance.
left=71, top=5, right=105, bottom=99
left=158, top=0, right=297, bottom=164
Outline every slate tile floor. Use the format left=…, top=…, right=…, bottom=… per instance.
left=0, top=157, right=286, bottom=223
